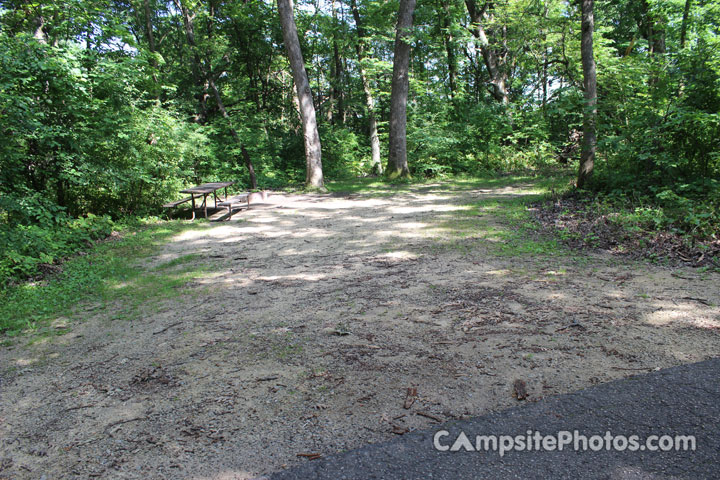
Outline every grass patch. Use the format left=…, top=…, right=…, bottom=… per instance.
left=153, top=253, right=203, bottom=271
left=326, top=177, right=409, bottom=196
left=426, top=173, right=573, bottom=257
left=326, top=176, right=444, bottom=196
left=474, top=196, right=564, bottom=257
left=0, top=219, right=209, bottom=336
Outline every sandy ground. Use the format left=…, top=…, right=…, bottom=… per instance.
left=1, top=183, right=719, bottom=479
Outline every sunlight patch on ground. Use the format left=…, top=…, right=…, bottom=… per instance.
left=379, top=250, right=420, bottom=260
left=643, top=301, right=720, bottom=329
left=188, top=271, right=227, bottom=285
left=51, top=317, right=70, bottom=329
left=14, top=357, right=39, bottom=366
left=247, top=215, right=283, bottom=224
left=277, top=247, right=319, bottom=256
left=395, top=221, right=429, bottom=230
left=191, top=471, right=255, bottom=480
left=210, top=276, right=253, bottom=287
left=492, top=185, right=545, bottom=195
left=373, top=228, right=432, bottom=240
left=485, top=269, right=512, bottom=276
left=389, top=204, right=470, bottom=215
left=258, top=272, right=328, bottom=282
left=337, top=215, right=384, bottom=224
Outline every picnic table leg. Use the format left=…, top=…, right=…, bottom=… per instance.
left=224, top=186, right=228, bottom=200
left=213, top=191, right=218, bottom=209
left=191, top=195, right=196, bottom=221
left=203, top=194, right=208, bottom=218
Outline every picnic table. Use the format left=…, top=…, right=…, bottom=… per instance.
left=180, top=181, right=235, bottom=220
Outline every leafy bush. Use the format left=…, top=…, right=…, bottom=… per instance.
left=0, top=32, right=214, bottom=218
left=588, top=184, right=720, bottom=242
left=0, top=189, right=115, bottom=284
left=319, top=126, right=368, bottom=178
left=0, top=216, right=114, bottom=285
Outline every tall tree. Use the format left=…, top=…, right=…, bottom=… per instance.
left=680, top=0, right=692, bottom=49
left=175, top=0, right=208, bottom=124
left=208, top=77, right=258, bottom=190
left=638, top=0, right=666, bottom=55
left=387, top=0, right=416, bottom=179
left=134, top=0, right=160, bottom=97
left=174, top=0, right=257, bottom=188
left=277, top=0, right=325, bottom=190
left=577, top=0, right=597, bottom=188
left=439, top=0, right=457, bottom=99
left=350, top=0, right=382, bottom=174
left=329, top=0, right=345, bottom=125
left=465, top=0, right=509, bottom=105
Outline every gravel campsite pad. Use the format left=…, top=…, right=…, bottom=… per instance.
left=1, top=182, right=719, bottom=479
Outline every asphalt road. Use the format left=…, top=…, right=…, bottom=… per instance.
left=270, top=357, right=720, bottom=479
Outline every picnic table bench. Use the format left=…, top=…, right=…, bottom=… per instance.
left=162, top=181, right=235, bottom=220
left=164, top=182, right=267, bottom=220
left=162, top=197, right=193, bottom=209
left=218, top=191, right=269, bottom=218
left=218, top=194, right=250, bottom=212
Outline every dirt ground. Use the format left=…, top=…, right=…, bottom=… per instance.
left=1, top=183, right=719, bottom=479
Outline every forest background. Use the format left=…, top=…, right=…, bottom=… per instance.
left=0, top=0, right=718, bottom=285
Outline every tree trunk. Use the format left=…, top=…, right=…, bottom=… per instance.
left=332, top=41, right=344, bottom=124
left=541, top=6, right=548, bottom=110
left=680, top=0, right=692, bottom=48
left=176, top=0, right=208, bottom=123
left=330, top=0, right=344, bottom=125
left=350, top=0, right=382, bottom=174
left=577, top=0, right=597, bottom=189
left=440, top=0, right=457, bottom=99
left=208, top=78, right=258, bottom=190
left=33, top=16, right=48, bottom=44
left=142, top=0, right=157, bottom=55
left=465, top=0, right=509, bottom=105
left=638, top=0, right=665, bottom=55
left=387, top=0, right=416, bottom=179
left=277, top=0, right=325, bottom=190
left=140, top=0, right=161, bottom=96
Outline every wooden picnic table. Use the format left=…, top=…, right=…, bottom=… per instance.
left=180, top=181, right=235, bottom=220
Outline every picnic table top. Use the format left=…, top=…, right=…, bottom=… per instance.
left=180, top=181, right=235, bottom=195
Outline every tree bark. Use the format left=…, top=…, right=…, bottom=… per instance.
left=638, top=0, right=665, bottom=55
left=142, top=0, right=157, bottom=55
left=465, top=0, right=509, bottom=105
left=350, top=0, right=382, bottom=174
left=577, top=0, right=597, bottom=189
left=387, top=0, right=416, bottom=179
left=33, top=16, right=48, bottom=44
left=277, top=0, right=325, bottom=190
left=175, top=0, right=208, bottom=124
left=440, top=0, right=457, bottom=99
left=330, top=0, right=344, bottom=125
left=680, top=0, right=692, bottom=49
left=140, top=0, right=161, bottom=96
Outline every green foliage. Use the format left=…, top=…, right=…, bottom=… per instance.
left=319, top=126, right=368, bottom=178
left=0, top=190, right=115, bottom=283
left=570, top=183, right=720, bottom=244
left=0, top=220, right=205, bottom=335
left=0, top=30, right=213, bottom=216
left=1, top=0, right=718, bottom=293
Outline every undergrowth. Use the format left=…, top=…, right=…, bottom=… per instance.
left=0, top=220, right=208, bottom=336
